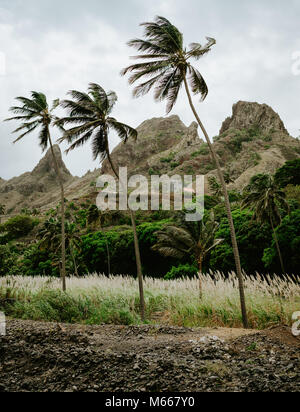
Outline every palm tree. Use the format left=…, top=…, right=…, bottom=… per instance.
left=64, top=221, right=82, bottom=277
left=39, top=218, right=81, bottom=276
left=56, top=83, right=146, bottom=320
left=0, top=205, right=5, bottom=224
left=121, top=16, right=248, bottom=327
left=208, top=176, right=222, bottom=199
left=242, top=174, right=289, bottom=274
left=5, top=92, right=67, bottom=290
left=153, top=212, right=223, bottom=298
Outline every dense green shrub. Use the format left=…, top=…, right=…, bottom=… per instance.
left=164, top=264, right=198, bottom=280
left=1, top=215, right=38, bottom=240
left=263, top=210, right=300, bottom=274
left=210, top=209, right=272, bottom=274
left=275, top=159, right=300, bottom=188
left=0, top=245, right=16, bottom=276
left=17, top=244, right=59, bottom=277
left=80, top=220, right=178, bottom=277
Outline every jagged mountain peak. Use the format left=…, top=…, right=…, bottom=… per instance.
left=220, top=101, right=289, bottom=136
left=32, top=145, right=72, bottom=181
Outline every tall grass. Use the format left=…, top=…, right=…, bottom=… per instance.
left=0, top=273, right=299, bottom=329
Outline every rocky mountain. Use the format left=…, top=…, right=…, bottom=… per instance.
left=0, top=101, right=299, bottom=215
left=102, top=101, right=300, bottom=190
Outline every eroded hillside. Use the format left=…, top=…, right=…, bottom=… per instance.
left=1, top=101, right=299, bottom=214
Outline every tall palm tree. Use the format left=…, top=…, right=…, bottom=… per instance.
left=5, top=92, right=67, bottom=290
left=242, top=174, right=289, bottom=273
left=39, top=218, right=82, bottom=276
left=121, top=16, right=248, bottom=327
left=56, top=83, right=146, bottom=320
left=153, top=212, right=223, bottom=298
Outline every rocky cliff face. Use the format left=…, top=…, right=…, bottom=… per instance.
left=0, top=145, right=76, bottom=214
left=220, top=101, right=288, bottom=136
left=1, top=101, right=299, bottom=215
left=102, top=101, right=300, bottom=190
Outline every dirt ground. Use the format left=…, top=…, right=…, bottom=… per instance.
left=0, top=319, right=299, bottom=392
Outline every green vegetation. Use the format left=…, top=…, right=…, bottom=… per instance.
left=2, top=15, right=300, bottom=330
left=160, top=152, right=176, bottom=163
left=263, top=210, right=300, bottom=274
left=0, top=274, right=298, bottom=329
left=274, top=159, right=300, bottom=188
left=122, top=16, right=249, bottom=328
left=57, top=83, right=146, bottom=319
left=5, top=92, right=68, bottom=291
left=153, top=212, right=223, bottom=298
left=191, top=144, right=209, bottom=157
left=0, top=215, right=38, bottom=241
left=242, top=174, right=289, bottom=273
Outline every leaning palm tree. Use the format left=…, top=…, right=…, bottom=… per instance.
left=56, top=83, right=146, bottom=320
left=242, top=174, right=289, bottom=274
left=153, top=212, right=223, bottom=299
left=122, top=16, right=248, bottom=327
left=5, top=92, right=67, bottom=291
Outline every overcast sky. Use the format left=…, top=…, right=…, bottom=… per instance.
left=0, top=0, right=300, bottom=180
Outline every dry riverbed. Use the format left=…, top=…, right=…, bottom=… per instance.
left=0, top=319, right=299, bottom=392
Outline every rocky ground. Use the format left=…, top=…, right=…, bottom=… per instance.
left=0, top=319, right=299, bottom=392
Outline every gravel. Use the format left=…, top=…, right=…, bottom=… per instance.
left=0, top=320, right=299, bottom=392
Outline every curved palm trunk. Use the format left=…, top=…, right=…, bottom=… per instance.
left=106, top=150, right=146, bottom=321
left=48, top=131, right=66, bottom=291
left=270, top=215, right=285, bottom=274
left=198, top=256, right=203, bottom=300
left=183, top=77, right=248, bottom=329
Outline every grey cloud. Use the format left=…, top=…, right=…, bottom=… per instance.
left=0, top=0, right=299, bottom=180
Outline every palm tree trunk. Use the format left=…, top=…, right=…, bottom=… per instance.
left=106, top=150, right=146, bottom=321
left=104, top=236, right=111, bottom=276
left=270, top=216, right=285, bottom=274
left=183, top=77, right=248, bottom=329
left=70, top=246, right=79, bottom=277
left=198, top=256, right=203, bottom=300
left=48, top=131, right=66, bottom=292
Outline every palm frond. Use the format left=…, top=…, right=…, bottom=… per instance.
left=188, top=65, right=208, bottom=100
left=38, top=126, right=49, bottom=152
left=65, top=129, right=94, bottom=154
left=108, top=118, right=137, bottom=142
left=91, top=128, right=107, bottom=161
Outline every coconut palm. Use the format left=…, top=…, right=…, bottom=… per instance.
left=122, top=16, right=248, bottom=327
left=56, top=83, right=146, bottom=319
left=153, top=212, right=223, bottom=298
left=39, top=218, right=82, bottom=276
left=242, top=174, right=289, bottom=273
left=5, top=92, right=67, bottom=290
left=208, top=176, right=222, bottom=199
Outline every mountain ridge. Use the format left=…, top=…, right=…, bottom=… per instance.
left=0, top=101, right=299, bottom=215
